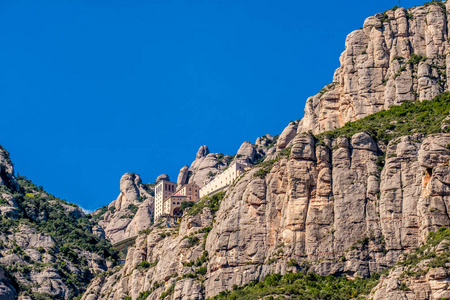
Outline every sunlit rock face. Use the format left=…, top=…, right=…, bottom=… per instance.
left=300, top=4, right=450, bottom=134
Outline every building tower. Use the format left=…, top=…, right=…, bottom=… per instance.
left=154, top=179, right=177, bottom=220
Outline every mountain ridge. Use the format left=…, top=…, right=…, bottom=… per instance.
left=1, top=1, right=450, bottom=300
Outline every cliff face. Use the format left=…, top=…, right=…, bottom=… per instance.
left=300, top=2, right=450, bottom=134
left=203, top=132, right=450, bottom=297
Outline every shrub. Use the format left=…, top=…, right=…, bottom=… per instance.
left=137, top=261, right=151, bottom=270
left=137, top=290, right=151, bottom=300
left=180, top=201, right=195, bottom=212
left=210, top=271, right=383, bottom=300
left=160, top=284, right=175, bottom=299
left=127, top=204, right=138, bottom=214
left=286, top=259, right=299, bottom=268
left=187, top=192, right=225, bottom=216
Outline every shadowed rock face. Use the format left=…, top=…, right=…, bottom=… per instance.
left=0, top=267, right=16, bottom=300
left=0, top=147, right=18, bottom=192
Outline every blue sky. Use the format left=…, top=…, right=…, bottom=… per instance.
left=0, top=0, right=426, bottom=211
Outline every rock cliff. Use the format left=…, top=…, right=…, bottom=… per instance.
left=81, top=126, right=450, bottom=299
left=299, top=2, right=450, bottom=134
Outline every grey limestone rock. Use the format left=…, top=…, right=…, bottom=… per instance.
left=300, top=4, right=450, bottom=135
left=177, top=165, right=189, bottom=189
left=100, top=173, right=154, bottom=243
left=156, top=174, right=170, bottom=183
left=235, top=141, right=258, bottom=165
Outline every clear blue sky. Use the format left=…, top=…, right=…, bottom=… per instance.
left=1, top=0, right=426, bottom=211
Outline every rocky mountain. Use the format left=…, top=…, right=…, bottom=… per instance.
left=300, top=1, right=450, bottom=134
left=79, top=90, right=450, bottom=299
left=78, top=2, right=450, bottom=299
left=3, top=2, right=450, bottom=300
left=0, top=147, right=118, bottom=300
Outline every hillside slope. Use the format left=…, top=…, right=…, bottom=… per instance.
left=0, top=147, right=117, bottom=300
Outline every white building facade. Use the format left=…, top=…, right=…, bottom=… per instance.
left=199, top=162, right=245, bottom=198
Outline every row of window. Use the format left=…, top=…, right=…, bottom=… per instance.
left=165, top=184, right=175, bottom=191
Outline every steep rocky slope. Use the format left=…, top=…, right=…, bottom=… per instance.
left=371, top=227, right=450, bottom=300
left=0, top=147, right=118, bottom=300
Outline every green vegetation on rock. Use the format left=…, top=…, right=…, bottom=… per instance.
left=318, top=91, right=450, bottom=144
left=399, top=226, right=450, bottom=269
left=0, top=175, right=119, bottom=299
left=16, top=176, right=118, bottom=259
left=208, top=272, right=381, bottom=300
left=187, top=191, right=225, bottom=216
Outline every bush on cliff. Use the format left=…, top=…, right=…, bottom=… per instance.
left=318, top=91, right=450, bottom=143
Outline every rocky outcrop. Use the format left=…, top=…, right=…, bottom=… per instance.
left=187, top=138, right=278, bottom=189
left=372, top=266, right=450, bottom=300
left=177, top=165, right=190, bottom=189
left=188, top=146, right=231, bottom=188
left=98, top=173, right=154, bottom=243
left=0, top=148, right=117, bottom=299
left=277, top=121, right=298, bottom=149
left=81, top=212, right=213, bottom=300
left=157, top=174, right=170, bottom=183
left=235, top=141, right=258, bottom=165
left=0, top=146, right=18, bottom=191
left=371, top=236, right=450, bottom=300
left=300, top=3, right=450, bottom=134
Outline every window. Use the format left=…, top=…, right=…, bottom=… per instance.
left=177, top=202, right=180, bottom=205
